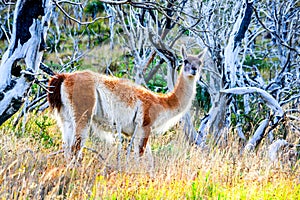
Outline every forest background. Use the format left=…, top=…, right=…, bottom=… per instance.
left=0, top=0, right=299, bottom=199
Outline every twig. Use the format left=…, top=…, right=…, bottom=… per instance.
left=27, top=94, right=47, bottom=109
left=38, top=101, right=49, bottom=112
left=84, top=147, right=105, bottom=161
left=14, top=93, right=47, bottom=124
left=53, top=0, right=111, bottom=25
left=40, top=62, right=55, bottom=76
left=253, top=6, right=300, bottom=55
left=99, top=0, right=130, bottom=5
left=286, top=115, right=300, bottom=121
left=1, top=0, right=15, bottom=5
left=34, top=79, right=53, bottom=94
left=28, top=98, right=47, bottom=112
left=47, top=150, right=64, bottom=158
left=0, top=25, right=10, bottom=43
left=59, top=50, right=90, bottom=72
left=57, top=0, right=83, bottom=6
left=280, top=94, right=300, bottom=106
left=144, top=59, right=164, bottom=83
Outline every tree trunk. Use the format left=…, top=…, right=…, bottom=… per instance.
left=195, top=0, right=254, bottom=145
left=0, top=0, right=52, bottom=125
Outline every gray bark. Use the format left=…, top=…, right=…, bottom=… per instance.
left=0, top=0, right=52, bottom=125
left=195, top=0, right=255, bottom=145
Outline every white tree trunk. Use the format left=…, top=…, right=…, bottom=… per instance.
left=0, top=0, right=52, bottom=125
left=196, top=0, right=254, bottom=145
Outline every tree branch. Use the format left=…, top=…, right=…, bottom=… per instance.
left=0, top=0, right=52, bottom=125
left=221, top=87, right=284, bottom=116
left=1, top=0, right=15, bottom=5
left=233, top=0, right=253, bottom=49
left=53, top=0, right=111, bottom=25
left=253, top=6, right=300, bottom=55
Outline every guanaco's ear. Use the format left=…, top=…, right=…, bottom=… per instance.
left=198, top=48, right=207, bottom=60
left=181, top=45, right=187, bottom=60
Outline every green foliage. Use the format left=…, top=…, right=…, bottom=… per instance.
left=147, top=73, right=168, bottom=93
left=196, top=84, right=211, bottom=113
left=87, top=22, right=110, bottom=44
left=2, top=112, right=59, bottom=149
left=244, top=55, right=272, bottom=70
left=30, top=83, right=40, bottom=97
left=230, top=94, right=270, bottom=139
left=85, top=1, right=105, bottom=17
left=32, top=115, right=56, bottom=149
left=243, top=54, right=276, bottom=80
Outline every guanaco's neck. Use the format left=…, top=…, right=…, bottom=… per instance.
left=159, top=70, right=197, bottom=114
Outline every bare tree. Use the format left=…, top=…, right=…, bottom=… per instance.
left=180, top=0, right=255, bottom=145
left=178, top=0, right=299, bottom=157
left=0, top=0, right=53, bottom=125
left=102, top=0, right=186, bottom=87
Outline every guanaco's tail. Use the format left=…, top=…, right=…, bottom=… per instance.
left=47, top=74, right=66, bottom=111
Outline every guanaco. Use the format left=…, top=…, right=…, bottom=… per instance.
left=47, top=46, right=206, bottom=162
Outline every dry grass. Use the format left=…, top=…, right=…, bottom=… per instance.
left=0, top=112, right=299, bottom=199
left=45, top=43, right=129, bottom=75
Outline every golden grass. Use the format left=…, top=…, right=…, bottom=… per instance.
left=0, top=112, right=299, bottom=199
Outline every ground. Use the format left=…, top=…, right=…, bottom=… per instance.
left=0, top=111, right=299, bottom=199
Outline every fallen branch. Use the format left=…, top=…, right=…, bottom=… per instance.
left=268, top=139, right=288, bottom=161
left=221, top=87, right=284, bottom=116
left=245, top=118, right=269, bottom=151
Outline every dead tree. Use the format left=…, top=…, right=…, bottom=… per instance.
left=104, top=1, right=182, bottom=87
left=188, top=0, right=299, bottom=157
left=0, top=0, right=53, bottom=125
left=181, top=0, right=255, bottom=145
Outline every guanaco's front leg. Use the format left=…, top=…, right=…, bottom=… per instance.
left=133, top=126, right=154, bottom=172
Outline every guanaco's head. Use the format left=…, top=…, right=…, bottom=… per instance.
left=181, top=46, right=206, bottom=79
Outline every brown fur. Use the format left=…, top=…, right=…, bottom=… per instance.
left=65, top=72, right=96, bottom=133
left=48, top=71, right=182, bottom=156
left=48, top=74, right=66, bottom=112
left=134, top=74, right=185, bottom=154
left=47, top=47, right=206, bottom=162
left=102, top=77, right=138, bottom=107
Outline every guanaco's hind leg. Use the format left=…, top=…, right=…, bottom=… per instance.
left=71, top=111, right=91, bottom=161
left=63, top=72, right=96, bottom=161
left=59, top=106, right=91, bottom=162
left=60, top=115, right=76, bottom=161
